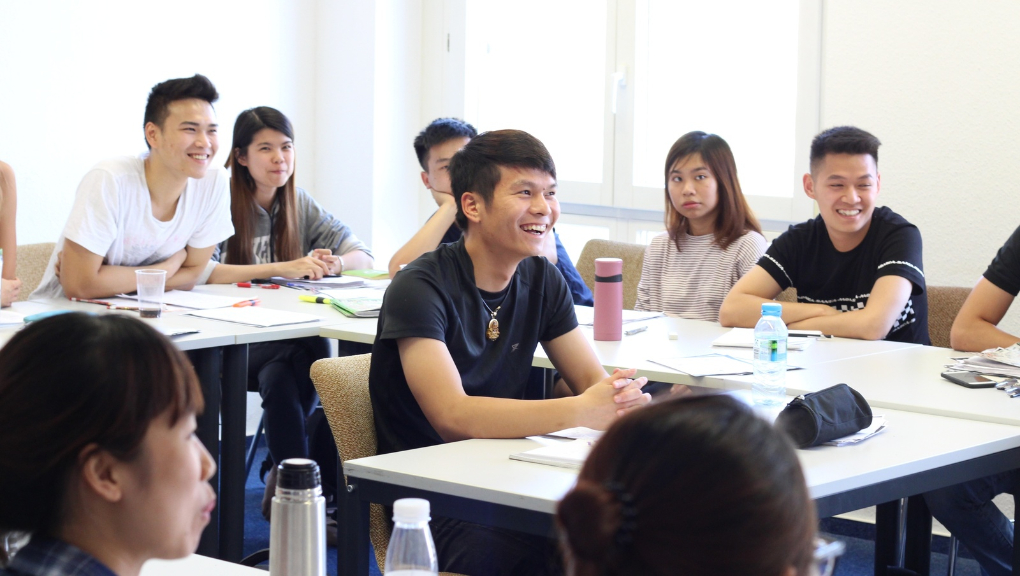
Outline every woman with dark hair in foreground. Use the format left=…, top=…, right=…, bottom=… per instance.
left=558, top=394, right=835, bottom=576
left=0, top=313, right=215, bottom=576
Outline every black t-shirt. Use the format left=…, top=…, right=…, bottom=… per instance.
left=757, top=206, right=929, bottom=344
left=984, top=224, right=1020, bottom=296
left=370, top=239, right=578, bottom=454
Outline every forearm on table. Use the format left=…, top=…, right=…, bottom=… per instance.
left=950, top=318, right=1020, bottom=352
left=719, top=294, right=829, bottom=327
left=340, top=249, right=374, bottom=271
left=206, top=262, right=283, bottom=284
left=428, top=395, right=581, bottom=442
left=64, top=265, right=151, bottom=299
left=788, top=308, right=892, bottom=341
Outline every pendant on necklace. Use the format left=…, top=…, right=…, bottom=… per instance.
left=487, top=318, right=500, bottom=341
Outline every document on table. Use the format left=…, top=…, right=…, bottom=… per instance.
left=649, top=353, right=803, bottom=376
left=824, top=416, right=887, bottom=446
left=538, top=427, right=604, bottom=441
left=0, top=310, right=25, bottom=328
left=945, top=355, right=1020, bottom=379
left=119, top=290, right=253, bottom=310
left=154, top=325, right=200, bottom=338
left=712, top=328, right=816, bottom=351
left=574, top=305, right=664, bottom=326
left=510, top=439, right=593, bottom=470
left=184, top=307, right=321, bottom=328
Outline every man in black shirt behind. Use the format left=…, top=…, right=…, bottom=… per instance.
left=720, top=126, right=929, bottom=344
left=370, top=129, right=650, bottom=575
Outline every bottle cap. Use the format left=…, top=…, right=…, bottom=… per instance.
left=392, top=498, right=431, bottom=523
left=594, top=258, right=623, bottom=278
left=276, top=458, right=321, bottom=490
left=761, top=302, right=782, bottom=317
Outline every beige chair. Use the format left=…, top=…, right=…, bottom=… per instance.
left=775, top=287, right=798, bottom=303
left=927, top=286, right=970, bottom=349
left=575, top=239, right=647, bottom=310
left=310, top=354, right=466, bottom=576
left=14, top=242, right=55, bottom=301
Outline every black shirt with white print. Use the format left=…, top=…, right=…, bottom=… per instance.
left=756, top=206, right=929, bottom=345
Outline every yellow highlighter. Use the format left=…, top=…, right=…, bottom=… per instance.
left=299, top=295, right=333, bottom=305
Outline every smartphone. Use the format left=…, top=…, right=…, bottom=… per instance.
left=941, top=371, right=1003, bottom=389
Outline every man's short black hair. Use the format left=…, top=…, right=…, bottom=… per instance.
left=809, top=126, right=881, bottom=173
left=413, top=117, right=478, bottom=171
left=143, top=74, right=219, bottom=149
left=448, top=129, right=556, bottom=230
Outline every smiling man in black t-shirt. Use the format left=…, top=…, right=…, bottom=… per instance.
left=720, top=126, right=929, bottom=344
left=370, top=129, right=650, bottom=576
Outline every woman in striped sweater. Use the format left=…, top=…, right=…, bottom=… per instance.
left=635, top=132, right=766, bottom=321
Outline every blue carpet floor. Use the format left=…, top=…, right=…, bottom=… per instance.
left=240, top=437, right=987, bottom=575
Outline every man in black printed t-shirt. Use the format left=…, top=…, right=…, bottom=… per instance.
left=369, top=129, right=650, bottom=576
left=720, top=126, right=929, bottom=344
left=923, top=226, right=1020, bottom=576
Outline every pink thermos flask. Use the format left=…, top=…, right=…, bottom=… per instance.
left=593, top=258, right=623, bottom=341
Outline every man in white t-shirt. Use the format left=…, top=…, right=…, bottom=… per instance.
left=33, top=74, right=234, bottom=299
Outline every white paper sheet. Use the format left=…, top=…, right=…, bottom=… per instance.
left=510, top=439, right=593, bottom=469
left=824, top=415, right=888, bottom=446
left=574, top=305, right=663, bottom=326
left=184, top=307, right=321, bottom=328
left=712, top=328, right=815, bottom=351
left=119, top=290, right=254, bottom=310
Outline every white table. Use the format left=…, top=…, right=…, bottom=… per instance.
left=338, top=406, right=1020, bottom=576
left=142, top=555, right=266, bottom=575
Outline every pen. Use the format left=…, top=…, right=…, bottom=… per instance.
left=624, top=325, right=648, bottom=336
left=108, top=305, right=140, bottom=311
left=70, top=297, right=112, bottom=306
left=284, top=283, right=310, bottom=291
left=299, top=295, right=333, bottom=305
left=236, top=282, right=281, bottom=289
left=233, top=298, right=260, bottom=308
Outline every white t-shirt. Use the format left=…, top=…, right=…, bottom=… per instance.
left=33, top=154, right=234, bottom=299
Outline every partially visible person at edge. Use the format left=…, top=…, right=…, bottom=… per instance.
left=0, top=313, right=216, bottom=576
left=0, top=161, right=21, bottom=306
left=558, top=394, right=829, bottom=576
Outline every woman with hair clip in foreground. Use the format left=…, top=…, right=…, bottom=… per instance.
left=0, top=313, right=215, bottom=576
left=557, top=394, right=844, bottom=576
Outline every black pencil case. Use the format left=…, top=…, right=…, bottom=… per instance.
left=774, top=383, right=873, bottom=448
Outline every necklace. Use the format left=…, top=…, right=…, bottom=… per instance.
left=480, top=278, right=514, bottom=341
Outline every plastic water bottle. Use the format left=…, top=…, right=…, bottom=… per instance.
left=384, top=498, right=439, bottom=575
left=752, top=302, right=788, bottom=406
left=269, top=458, right=326, bottom=576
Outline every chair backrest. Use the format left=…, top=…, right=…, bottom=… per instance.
left=927, top=285, right=971, bottom=348
left=15, top=242, right=55, bottom=301
left=310, top=354, right=390, bottom=570
left=575, top=239, right=647, bottom=310
left=775, top=287, right=798, bottom=303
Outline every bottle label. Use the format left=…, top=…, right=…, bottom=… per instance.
left=754, top=339, right=787, bottom=362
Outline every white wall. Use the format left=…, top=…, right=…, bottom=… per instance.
left=0, top=0, right=425, bottom=267
left=0, top=0, right=317, bottom=243
left=821, top=0, right=1020, bottom=335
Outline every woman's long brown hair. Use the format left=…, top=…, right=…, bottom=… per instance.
left=663, top=131, right=761, bottom=252
left=224, top=107, right=300, bottom=264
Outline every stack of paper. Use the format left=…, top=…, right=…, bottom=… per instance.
left=342, top=269, right=391, bottom=280
left=320, top=288, right=385, bottom=318
left=270, top=276, right=364, bottom=289
left=946, top=347, right=1020, bottom=379
left=712, top=328, right=816, bottom=351
left=510, top=439, right=593, bottom=469
left=648, top=353, right=803, bottom=376
left=185, top=307, right=321, bottom=328
left=824, top=416, right=887, bottom=447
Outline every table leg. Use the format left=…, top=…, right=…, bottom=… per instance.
left=903, top=495, right=932, bottom=575
left=219, top=344, right=248, bottom=562
left=340, top=476, right=370, bottom=576
left=875, top=500, right=903, bottom=576
left=190, top=347, right=222, bottom=558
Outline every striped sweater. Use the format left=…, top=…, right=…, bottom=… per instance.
left=635, top=231, right=766, bottom=321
